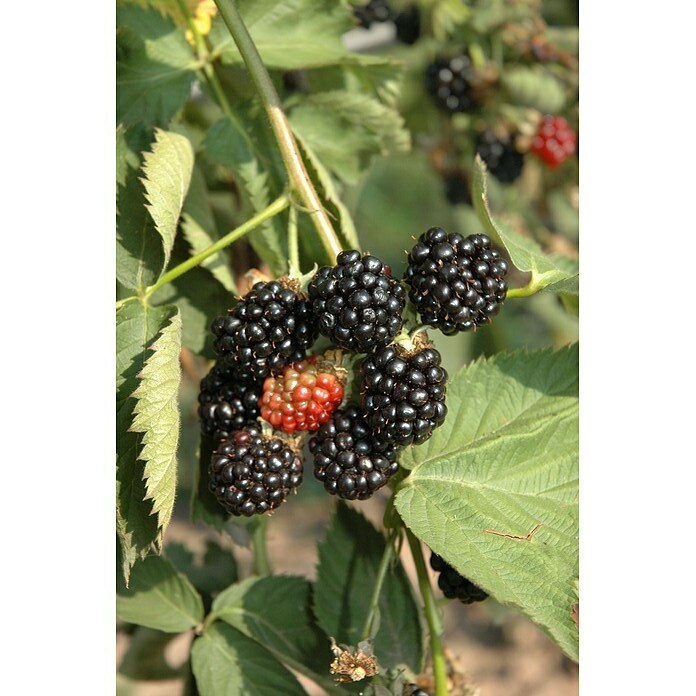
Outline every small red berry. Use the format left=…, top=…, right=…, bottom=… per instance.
left=531, top=115, right=577, bottom=168
left=259, top=357, right=345, bottom=434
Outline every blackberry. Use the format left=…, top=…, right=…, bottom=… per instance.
left=394, top=5, right=421, bottom=45
left=308, top=250, right=406, bottom=353
left=442, top=170, right=472, bottom=206
left=198, top=361, right=261, bottom=444
left=209, top=425, right=303, bottom=517
left=354, top=0, right=392, bottom=28
left=403, top=227, right=508, bottom=335
left=425, top=53, right=481, bottom=114
left=360, top=341, right=447, bottom=447
left=429, top=552, right=488, bottom=604
left=309, top=406, right=399, bottom=500
left=475, top=131, right=524, bottom=184
left=211, top=280, right=317, bottom=381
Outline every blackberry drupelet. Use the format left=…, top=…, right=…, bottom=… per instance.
left=430, top=552, right=488, bottom=604
left=198, top=361, right=261, bottom=444
left=403, top=227, right=508, bottom=335
left=354, top=0, right=392, bottom=27
left=394, top=5, right=421, bottom=44
left=209, top=425, right=303, bottom=517
left=309, top=406, right=399, bottom=500
left=475, top=131, right=524, bottom=184
left=211, top=280, right=317, bottom=381
left=308, top=250, right=406, bottom=353
left=425, top=53, right=480, bottom=114
left=360, top=342, right=448, bottom=446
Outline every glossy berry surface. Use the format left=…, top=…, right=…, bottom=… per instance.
left=259, top=357, right=344, bottom=434
left=211, top=280, right=317, bottom=382
left=361, top=343, right=448, bottom=446
left=475, top=131, right=524, bottom=184
left=430, top=552, right=488, bottom=604
left=531, top=115, right=577, bottom=168
left=197, top=361, right=261, bottom=444
left=309, top=406, right=399, bottom=500
left=308, top=250, right=406, bottom=353
left=209, top=425, right=303, bottom=517
left=403, top=227, right=508, bottom=335
left=354, top=0, right=392, bottom=27
left=425, top=54, right=480, bottom=114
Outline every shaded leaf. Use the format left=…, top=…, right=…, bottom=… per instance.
left=314, top=502, right=422, bottom=671
left=191, top=622, right=307, bottom=695
left=166, top=540, right=238, bottom=597
left=141, top=128, right=195, bottom=270
left=119, top=627, right=184, bottom=681
left=117, top=555, right=204, bottom=632
left=502, top=66, right=566, bottom=114
left=191, top=433, right=228, bottom=530
left=396, top=345, right=579, bottom=661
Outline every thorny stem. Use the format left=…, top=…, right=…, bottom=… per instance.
left=212, top=0, right=343, bottom=262
left=142, top=194, right=290, bottom=301
left=406, top=528, right=448, bottom=696
left=252, top=515, right=272, bottom=577
left=361, top=526, right=400, bottom=641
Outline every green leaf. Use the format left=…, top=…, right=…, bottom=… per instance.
left=203, top=115, right=288, bottom=277
left=182, top=165, right=238, bottom=293
left=212, top=576, right=332, bottom=676
left=166, top=540, right=238, bottom=597
left=472, top=156, right=579, bottom=292
left=117, top=555, right=205, bottom=632
left=117, top=5, right=198, bottom=126
left=209, top=0, right=354, bottom=69
left=141, top=128, right=195, bottom=271
left=501, top=66, right=567, bottom=114
left=129, top=308, right=182, bottom=534
left=119, top=627, right=184, bottom=681
left=191, top=622, right=308, bottom=695
left=117, top=302, right=178, bottom=580
left=289, top=91, right=409, bottom=185
left=395, top=345, right=579, bottom=661
left=314, top=503, right=423, bottom=671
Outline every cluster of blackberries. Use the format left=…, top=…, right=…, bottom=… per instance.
left=430, top=552, right=488, bottom=604
left=425, top=53, right=481, bottom=114
left=198, top=230, right=508, bottom=514
left=353, top=0, right=421, bottom=45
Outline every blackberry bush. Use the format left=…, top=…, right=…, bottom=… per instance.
left=211, top=280, right=317, bottom=381
left=197, top=361, right=262, bottom=444
left=424, top=53, right=481, bottom=114
left=308, top=250, right=406, bottom=353
left=309, top=406, right=399, bottom=500
left=208, top=425, right=303, bottom=517
left=430, top=552, right=489, bottom=604
left=360, top=341, right=448, bottom=446
left=475, top=130, right=525, bottom=184
left=403, top=227, right=509, bottom=334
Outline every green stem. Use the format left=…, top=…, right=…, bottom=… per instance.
left=406, top=529, right=448, bottom=696
left=212, top=0, right=343, bottom=262
left=143, top=193, right=289, bottom=301
left=288, top=204, right=300, bottom=276
left=507, top=273, right=543, bottom=299
left=361, top=527, right=399, bottom=641
left=252, top=516, right=272, bottom=577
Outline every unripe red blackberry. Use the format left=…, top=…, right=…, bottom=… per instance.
left=425, top=53, right=481, bottom=114
left=403, top=227, right=508, bottom=335
left=308, top=250, right=406, bottom=354
left=360, top=341, right=447, bottom=447
left=475, top=130, right=524, bottom=184
left=259, top=357, right=345, bottom=434
left=197, top=361, right=261, bottom=444
left=430, top=552, right=488, bottom=604
left=309, top=406, right=399, bottom=500
left=211, top=280, right=317, bottom=381
left=531, top=115, right=577, bottom=168
left=208, top=425, right=303, bottom=517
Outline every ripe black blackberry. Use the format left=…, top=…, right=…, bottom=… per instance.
left=198, top=361, right=261, bottom=444
left=475, top=131, right=524, bottom=184
left=403, top=227, right=508, bottom=335
left=442, top=170, right=472, bottom=206
left=309, top=406, right=399, bottom=500
left=308, top=250, right=406, bottom=353
left=360, top=341, right=447, bottom=447
left=354, top=0, right=392, bottom=27
left=430, top=552, right=488, bottom=604
left=211, top=280, right=317, bottom=382
left=394, top=5, right=421, bottom=45
left=209, top=425, right=303, bottom=517
left=425, top=53, right=481, bottom=114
